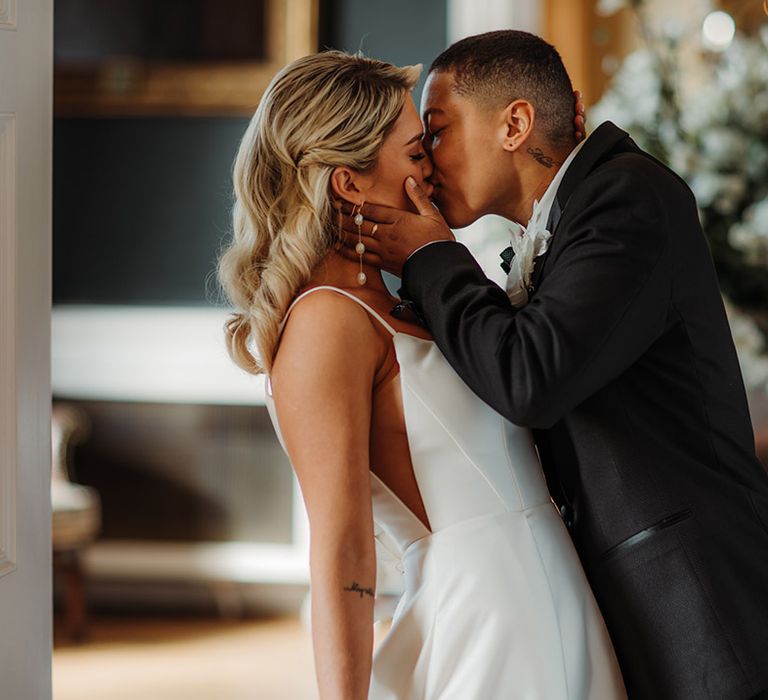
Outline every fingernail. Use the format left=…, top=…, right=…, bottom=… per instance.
left=407, top=176, right=417, bottom=188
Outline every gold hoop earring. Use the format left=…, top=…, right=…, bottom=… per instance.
left=353, top=202, right=367, bottom=286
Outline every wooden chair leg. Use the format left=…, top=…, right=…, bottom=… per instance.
left=54, top=549, right=89, bottom=643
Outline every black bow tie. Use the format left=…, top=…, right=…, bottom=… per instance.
left=500, top=246, right=515, bottom=275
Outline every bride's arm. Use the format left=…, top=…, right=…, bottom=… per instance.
left=271, top=291, right=384, bottom=700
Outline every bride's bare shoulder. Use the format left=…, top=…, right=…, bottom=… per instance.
left=279, top=288, right=381, bottom=347
left=271, top=288, right=383, bottom=388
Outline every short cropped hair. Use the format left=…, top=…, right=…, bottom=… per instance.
left=429, top=30, right=575, bottom=151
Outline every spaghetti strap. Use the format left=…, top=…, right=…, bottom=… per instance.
left=283, top=285, right=397, bottom=337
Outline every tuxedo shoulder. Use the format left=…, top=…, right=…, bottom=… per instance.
left=588, top=150, right=694, bottom=203
left=561, top=158, right=674, bottom=250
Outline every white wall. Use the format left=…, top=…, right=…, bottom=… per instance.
left=447, top=0, right=542, bottom=43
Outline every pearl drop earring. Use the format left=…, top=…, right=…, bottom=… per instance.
left=353, top=202, right=367, bottom=286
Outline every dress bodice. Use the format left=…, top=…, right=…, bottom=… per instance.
left=265, top=286, right=552, bottom=562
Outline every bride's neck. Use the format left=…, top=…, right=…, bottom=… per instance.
left=308, top=249, right=391, bottom=296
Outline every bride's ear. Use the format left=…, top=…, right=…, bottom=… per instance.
left=330, top=167, right=364, bottom=205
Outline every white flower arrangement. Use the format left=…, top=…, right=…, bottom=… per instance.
left=730, top=200, right=768, bottom=267
left=591, top=1, right=768, bottom=391
left=724, top=298, right=768, bottom=390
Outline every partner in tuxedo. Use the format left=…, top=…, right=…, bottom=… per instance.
left=218, top=50, right=627, bottom=698
left=342, top=30, right=768, bottom=700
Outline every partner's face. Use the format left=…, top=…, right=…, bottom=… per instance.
left=357, top=96, right=434, bottom=211
left=421, top=71, right=506, bottom=228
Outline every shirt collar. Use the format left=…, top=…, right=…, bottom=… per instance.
left=525, top=135, right=589, bottom=232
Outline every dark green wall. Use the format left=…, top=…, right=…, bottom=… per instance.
left=326, top=0, right=446, bottom=101
left=53, top=0, right=447, bottom=305
left=53, top=117, right=242, bottom=305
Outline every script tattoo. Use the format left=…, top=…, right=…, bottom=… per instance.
left=343, top=581, right=375, bottom=599
left=527, top=147, right=554, bottom=168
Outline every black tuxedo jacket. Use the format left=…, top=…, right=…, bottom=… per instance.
left=400, top=122, right=768, bottom=699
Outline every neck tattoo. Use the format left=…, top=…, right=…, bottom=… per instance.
left=527, top=146, right=554, bottom=168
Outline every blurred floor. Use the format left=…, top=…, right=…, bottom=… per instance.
left=53, top=613, right=318, bottom=700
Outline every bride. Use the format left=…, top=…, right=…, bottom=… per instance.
left=218, top=51, right=626, bottom=699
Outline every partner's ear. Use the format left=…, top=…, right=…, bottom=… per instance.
left=500, top=100, right=535, bottom=153
left=330, top=167, right=365, bottom=206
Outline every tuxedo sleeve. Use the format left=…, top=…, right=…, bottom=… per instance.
left=400, top=166, right=672, bottom=429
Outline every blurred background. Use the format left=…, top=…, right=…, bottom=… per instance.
left=50, top=0, right=768, bottom=698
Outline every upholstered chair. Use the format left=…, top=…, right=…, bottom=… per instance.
left=51, top=402, right=101, bottom=642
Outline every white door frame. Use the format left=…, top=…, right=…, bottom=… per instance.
left=0, top=0, right=53, bottom=697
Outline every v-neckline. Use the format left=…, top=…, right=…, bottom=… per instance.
left=369, top=469, right=432, bottom=536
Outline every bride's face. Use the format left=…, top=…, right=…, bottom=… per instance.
left=333, top=95, right=434, bottom=211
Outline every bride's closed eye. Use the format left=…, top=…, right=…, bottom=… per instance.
left=410, top=153, right=427, bottom=162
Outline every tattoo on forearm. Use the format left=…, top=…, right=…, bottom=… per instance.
left=343, top=581, right=374, bottom=599
left=527, top=147, right=554, bottom=168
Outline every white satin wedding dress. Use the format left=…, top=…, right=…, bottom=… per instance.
left=266, top=285, right=627, bottom=700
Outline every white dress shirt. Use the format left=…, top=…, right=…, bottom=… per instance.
left=504, top=136, right=589, bottom=306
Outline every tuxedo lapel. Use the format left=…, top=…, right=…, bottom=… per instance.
left=553, top=121, right=632, bottom=227
left=529, top=122, right=633, bottom=293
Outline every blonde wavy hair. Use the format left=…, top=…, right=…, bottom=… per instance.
left=217, top=51, right=421, bottom=375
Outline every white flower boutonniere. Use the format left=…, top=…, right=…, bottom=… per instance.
left=505, top=216, right=552, bottom=308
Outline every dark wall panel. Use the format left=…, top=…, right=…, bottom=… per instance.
left=53, top=1, right=447, bottom=305
left=54, top=117, right=244, bottom=304
left=327, top=0, right=447, bottom=102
